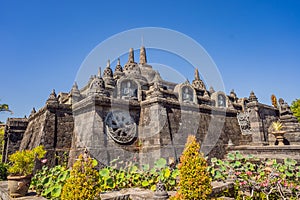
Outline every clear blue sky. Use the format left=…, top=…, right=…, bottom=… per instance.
left=1, top=0, right=299, bottom=122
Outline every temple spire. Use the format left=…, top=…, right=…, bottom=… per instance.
left=117, top=58, right=121, bottom=66
left=97, top=67, right=102, bottom=78
left=128, top=48, right=134, bottom=63
left=106, top=59, right=110, bottom=68
left=139, top=46, right=147, bottom=65
left=195, top=68, right=200, bottom=80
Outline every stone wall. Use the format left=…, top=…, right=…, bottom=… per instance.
left=19, top=103, right=73, bottom=167
left=2, top=118, right=28, bottom=163
left=69, top=95, right=252, bottom=167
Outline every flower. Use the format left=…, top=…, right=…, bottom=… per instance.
left=246, top=171, right=252, bottom=176
left=239, top=181, right=247, bottom=186
left=41, top=158, right=47, bottom=164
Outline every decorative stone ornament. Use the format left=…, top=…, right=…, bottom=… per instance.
left=237, top=111, right=252, bottom=135
left=192, top=68, right=206, bottom=90
left=105, top=111, right=137, bottom=144
left=153, top=180, right=169, bottom=200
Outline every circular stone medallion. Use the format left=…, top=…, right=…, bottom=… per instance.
left=105, top=111, right=137, bottom=144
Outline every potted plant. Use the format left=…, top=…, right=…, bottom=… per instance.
left=271, top=121, right=285, bottom=146
left=7, top=145, right=46, bottom=197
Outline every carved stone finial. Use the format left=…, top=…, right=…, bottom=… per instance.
left=195, top=68, right=200, bottom=80
left=139, top=46, right=147, bottom=65
left=47, top=89, right=58, bottom=105
left=248, top=91, right=258, bottom=102
left=192, top=68, right=206, bottom=90
left=209, top=86, right=215, bottom=94
left=153, top=180, right=169, bottom=200
left=71, top=82, right=81, bottom=101
left=115, top=58, right=123, bottom=73
left=230, top=89, right=237, bottom=100
left=97, top=67, right=102, bottom=78
left=128, top=48, right=134, bottom=63
left=31, top=107, right=36, bottom=114
left=103, top=60, right=113, bottom=78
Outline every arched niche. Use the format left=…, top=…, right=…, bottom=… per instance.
left=117, top=78, right=141, bottom=101
left=174, top=83, right=197, bottom=104
left=211, top=91, right=228, bottom=108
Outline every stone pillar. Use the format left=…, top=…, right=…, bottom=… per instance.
left=247, top=102, right=266, bottom=145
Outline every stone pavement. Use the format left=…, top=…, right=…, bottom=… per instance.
left=0, top=181, right=46, bottom=200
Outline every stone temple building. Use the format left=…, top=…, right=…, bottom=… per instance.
left=3, top=46, right=300, bottom=167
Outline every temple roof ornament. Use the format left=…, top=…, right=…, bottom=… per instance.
left=88, top=68, right=107, bottom=96
left=114, top=58, right=124, bottom=79
left=46, top=89, right=59, bottom=105
left=209, top=86, right=215, bottom=94
left=103, top=60, right=113, bottom=78
left=192, top=68, right=206, bottom=90
left=97, top=67, right=102, bottom=78
left=248, top=91, right=258, bottom=102
left=123, top=48, right=140, bottom=73
left=115, top=58, right=123, bottom=73
left=139, top=46, right=147, bottom=65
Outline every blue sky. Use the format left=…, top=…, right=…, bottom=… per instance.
left=0, top=0, right=299, bottom=122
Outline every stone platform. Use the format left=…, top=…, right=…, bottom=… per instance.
left=0, top=181, right=46, bottom=200
left=227, top=145, right=300, bottom=162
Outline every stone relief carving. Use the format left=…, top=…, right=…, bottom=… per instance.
left=105, top=111, right=137, bottom=144
left=237, top=111, right=252, bottom=135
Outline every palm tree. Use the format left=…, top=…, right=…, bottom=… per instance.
left=0, top=104, right=11, bottom=113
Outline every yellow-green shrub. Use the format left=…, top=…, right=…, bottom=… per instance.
left=172, top=135, right=212, bottom=199
left=8, top=145, right=46, bottom=176
left=61, top=154, right=101, bottom=200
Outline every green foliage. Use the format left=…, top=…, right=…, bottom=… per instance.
left=271, top=121, right=283, bottom=131
left=30, top=165, right=70, bottom=199
left=172, top=135, right=212, bottom=200
left=98, top=157, right=179, bottom=192
left=209, top=151, right=300, bottom=199
left=0, top=162, right=8, bottom=180
left=0, top=103, right=10, bottom=112
left=291, top=99, right=300, bottom=123
left=0, top=127, right=5, bottom=160
left=8, top=145, right=46, bottom=176
left=61, top=154, right=101, bottom=200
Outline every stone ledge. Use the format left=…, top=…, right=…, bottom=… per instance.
left=0, top=181, right=234, bottom=200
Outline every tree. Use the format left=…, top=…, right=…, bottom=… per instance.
left=0, top=104, right=11, bottom=113
left=0, top=103, right=12, bottom=124
left=291, top=99, right=300, bottom=123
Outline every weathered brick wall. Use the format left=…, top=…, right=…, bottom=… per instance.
left=2, top=118, right=28, bottom=163
left=19, top=104, right=73, bottom=167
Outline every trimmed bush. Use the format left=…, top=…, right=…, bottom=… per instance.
left=172, top=135, right=212, bottom=199
left=61, top=154, right=101, bottom=200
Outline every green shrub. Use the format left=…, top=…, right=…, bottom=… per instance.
left=61, top=154, right=101, bottom=200
left=30, top=165, right=70, bottom=199
left=172, top=135, right=212, bottom=199
left=8, top=145, right=46, bottom=176
left=0, top=162, right=8, bottom=180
